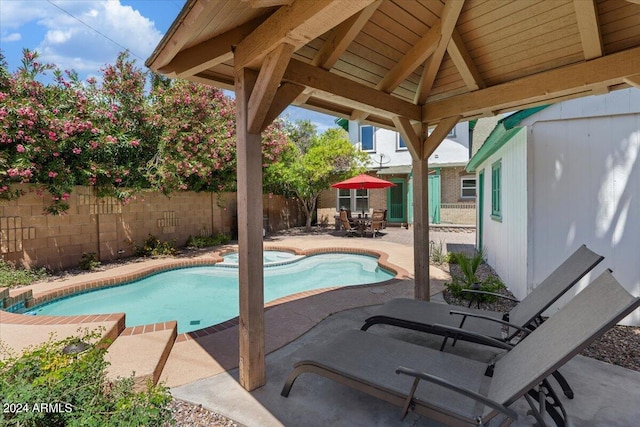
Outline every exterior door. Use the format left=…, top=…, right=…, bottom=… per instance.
left=478, top=170, right=484, bottom=251
left=387, top=179, right=406, bottom=223
left=428, top=173, right=440, bottom=224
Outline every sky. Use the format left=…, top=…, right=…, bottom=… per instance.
left=0, top=0, right=339, bottom=132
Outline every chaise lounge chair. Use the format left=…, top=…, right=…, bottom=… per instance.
left=282, top=270, right=640, bottom=426
left=362, top=244, right=602, bottom=347
left=361, top=244, right=603, bottom=399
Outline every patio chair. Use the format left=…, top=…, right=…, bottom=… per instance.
left=339, top=210, right=360, bottom=237
left=361, top=244, right=603, bottom=398
left=281, top=270, right=640, bottom=426
left=373, top=208, right=387, bottom=228
left=364, top=211, right=385, bottom=237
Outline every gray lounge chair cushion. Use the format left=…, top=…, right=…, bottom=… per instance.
left=292, top=329, right=492, bottom=422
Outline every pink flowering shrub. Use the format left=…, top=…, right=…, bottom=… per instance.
left=0, top=50, right=288, bottom=214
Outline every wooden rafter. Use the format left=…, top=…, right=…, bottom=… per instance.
left=424, top=116, right=461, bottom=159
left=234, top=0, right=374, bottom=69
left=573, top=0, right=603, bottom=60
left=376, top=21, right=442, bottom=93
left=422, top=46, right=640, bottom=123
left=312, top=0, right=382, bottom=70
left=624, top=74, right=640, bottom=89
left=392, top=116, right=421, bottom=160
left=247, top=43, right=295, bottom=133
left=447, top=29, right=485, bottom=91
left=158, top=18, right=264, bottom=78
left=240, top=0, right=293, bottom=8
left=283, top=59, right=422, bottom=121
left=350, top=110, right=369, bottom=121
left=415, top=0, right=465, bottom=105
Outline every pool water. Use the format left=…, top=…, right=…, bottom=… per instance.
left=220, top=250, right=300, bottom=265
left=26, top=253, right=394, bottom=333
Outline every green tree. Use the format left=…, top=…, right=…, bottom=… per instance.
left=266, top=124, right=369, bottom=231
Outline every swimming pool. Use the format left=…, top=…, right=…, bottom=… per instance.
left=26, top=253, right=394, bottom=333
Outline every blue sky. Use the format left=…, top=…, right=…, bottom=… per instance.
left=0, top=0, right=339, bottom=132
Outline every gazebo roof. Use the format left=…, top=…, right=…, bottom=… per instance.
left=146, top=0, right=640, bottom=130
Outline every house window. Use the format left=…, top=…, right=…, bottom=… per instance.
left=355, top=189, right=369, bottom=212
left=461, top=176, right=476, bottom=198
left=336, top=189, right=369, bottom=212
left=360, top=125, right=375, bottom=152
left=491, top=161, right=501, bottom=220
left=397, top=134, right=407, bottom=150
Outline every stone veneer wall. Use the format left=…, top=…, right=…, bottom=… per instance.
left=0, top=185, right=303, bottom=270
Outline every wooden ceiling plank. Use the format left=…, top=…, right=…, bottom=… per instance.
left=447, top=29, right=485, bottom=91
left=423, top=115, right=461, bottom=159
left=376, top=21, right=442, bottom=93
left=573, top=0, right=603, bottom=60
left=624, top=74, right=640, bottom=89
left=392, top=116, right=421, bottom=159
left=283, top=58, right=422, bottom=121
left=261, top=83, right=305, bottom=132
left=422, top=46, right=640, bottom=123
left=415, top=0, right=465, bottom=104
left=312, top=0, right=382, bottom=69
left=234, top=0, right=374, bottom=69
left=241, top=0, right=294, bottom=8
left=248, top=43, right=295, bottom=133
left=159, top=18, right=265, bottom=78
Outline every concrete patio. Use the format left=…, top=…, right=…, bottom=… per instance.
left=3, top=226, right=639, bottom=425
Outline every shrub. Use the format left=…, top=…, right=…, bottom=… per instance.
left=130, top=235, right=178, bottom=257
left=185, top=233, right=231, bottom=248
left=0, top=260, right=47, bottom=288
left=0, top=330, right=174, bottom=426
left=428, top=240, right=447, bottom=265
left=445, top=249, right=506, bottom=303
left=79, top=252, right=101, bottom=271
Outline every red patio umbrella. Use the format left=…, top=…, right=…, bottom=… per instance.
left=331, top=173, right=395, bottom=190
left=331, top=173, right=394, bottom=215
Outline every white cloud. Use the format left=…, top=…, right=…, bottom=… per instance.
left=1, top=33, right=22, bottom=42
left=2, top=0, right=163, bottom=77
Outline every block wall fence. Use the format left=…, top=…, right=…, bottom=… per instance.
left=0, top=185, right=304, bottom=270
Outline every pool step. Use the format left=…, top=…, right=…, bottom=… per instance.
left=105, top=321, right=177, bottom=391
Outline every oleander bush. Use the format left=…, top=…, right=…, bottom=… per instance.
left=0, top=330, right=174, bottom=426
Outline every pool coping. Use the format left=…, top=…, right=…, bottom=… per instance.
left=3, top=245, right=410, bottom=341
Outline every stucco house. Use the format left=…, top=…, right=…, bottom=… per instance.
left=467, top=88, right=640, bottom=325
left=317, top=120, right=475, bottom=226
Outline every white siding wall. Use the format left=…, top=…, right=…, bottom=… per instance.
left=527, top=112, right=640, bottom=325
left=477, top=128, right=529, bottom=299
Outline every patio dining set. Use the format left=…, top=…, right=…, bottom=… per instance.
left=339, top=209, right=386, bottom=238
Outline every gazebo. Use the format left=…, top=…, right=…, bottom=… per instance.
left=146, top=0, right=640, bottom=391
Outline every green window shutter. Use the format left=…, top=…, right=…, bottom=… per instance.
left=491, top=160, right=502, bottom=220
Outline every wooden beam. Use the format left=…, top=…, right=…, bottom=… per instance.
left=234, top=0, right=374, bottom=69
left=158, top=18, right=264, bottom=78
left=283, top=58, right=422, bottom=121
left=412, top=148, right=431, bottom=301
left=424, top=115, right=461, bottom=160
left=415, top=0, right=465, bottom=104
left=261, top=82, right=305, bottom=132
left=624, top=74, right=640, bottom=89
left=312, top=0, right=382, bottom=69
left=248, top=43, right=295, bottom=133
left=376, top=21, right=441, bottom=93
left=235, top=67, right=265, bottom=391
left=447, top=29, right=485, bottom=91
left=422, top=46, right=640, bottom=123
left=392, top=116, right=421, bottom=160
left=573, top=0, right=603, bottom=60
left=349, top=109, right=369, bottom=121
